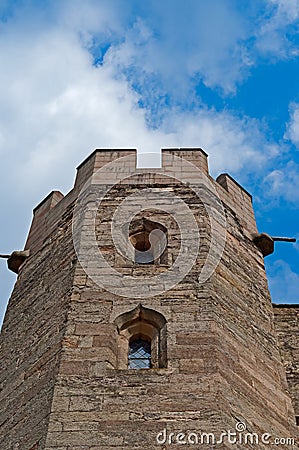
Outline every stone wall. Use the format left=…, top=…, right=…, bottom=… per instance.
left=273, top=305, right=299, bottom=422
left=0, top=202, right=76, bottom=450
left=0, top=149, right=297, bottom=449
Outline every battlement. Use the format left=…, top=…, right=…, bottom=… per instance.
left=25, top=148, right=257, bottom=255
left=2, top=148, right=297, bottom=450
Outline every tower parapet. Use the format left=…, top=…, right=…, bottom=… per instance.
left=0, top=147, right=297, bottom=450
left=26, top=148, right=257, bottom=255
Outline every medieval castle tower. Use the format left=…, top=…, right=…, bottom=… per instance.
left=0, top=148, right=298, bottom=449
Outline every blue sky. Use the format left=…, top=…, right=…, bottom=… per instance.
left=0, top=0, right=298, bottom=326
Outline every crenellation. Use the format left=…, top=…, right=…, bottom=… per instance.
left=0, top=147, right=298, bottom=450
left=25, top=149, right=259, bottom=257
left=74, top=149, right=136, bottom=191
left=162, top=147, right=209, bottom=174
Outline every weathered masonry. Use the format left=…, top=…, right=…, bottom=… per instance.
left=0, top=148, right=298, bottom=449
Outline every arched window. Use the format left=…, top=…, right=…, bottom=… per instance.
left=114, top=304, right=167, bottom=370
left=129, top=218, right=168, bottom=265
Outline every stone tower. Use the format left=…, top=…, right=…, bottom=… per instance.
left=0, top=148, right=298, bottom=449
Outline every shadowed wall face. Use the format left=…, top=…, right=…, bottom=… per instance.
left=273, top=306, right=299, bottom=421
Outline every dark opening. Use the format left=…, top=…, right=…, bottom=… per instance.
left=129, top=218, right=168, bottom=265
left=134, top=234, right=151, bottom=252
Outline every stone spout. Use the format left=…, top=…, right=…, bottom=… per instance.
left=0, top=250, right=30, bottom=273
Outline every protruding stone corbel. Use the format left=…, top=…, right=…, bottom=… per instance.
left=253, top=233, right=274, bottom=256
left=0, top=250, right=30, bottom=273
left=253, top=234, right=296, bottom=257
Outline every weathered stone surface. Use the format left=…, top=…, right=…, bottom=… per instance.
left=0, top=149, right=297, bottom=450
left=273, top=305, right=299, bottom=421
left=0, top=205, right=76, bottom=450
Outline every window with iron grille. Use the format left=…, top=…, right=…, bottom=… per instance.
left=128, top=338, right=151, bottom=369
left=114, top=304, right=167, bottom=370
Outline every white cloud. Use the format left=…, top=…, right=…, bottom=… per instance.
left=285, top=102, right=299, bottom=146
left=0, top=3, right=277, bottom=201
left=104, top=2, right=251, bottom=95
left=2, top=0, right=299, bottom=102
left=102, top=0, right=299, bottom=96
left=159, top=110, right=274, bottom=176
left=57, top=0, right=123, bottom=34
left=267, top=259, right=299, bottom=303
left=256, top=0, right=299, bottom=58
left=263, top=161, right=299, bottom=203
left=269, top=0, right=299, bottom=23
